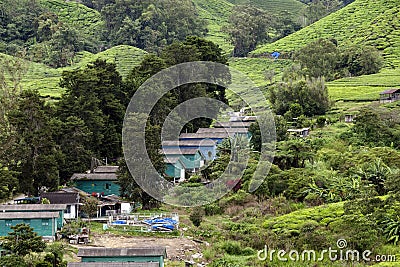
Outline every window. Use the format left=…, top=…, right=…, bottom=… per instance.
left=66, top=205, right=71, bottom=214
left=42, top=219, right=50, bottom=230
left=5, top=220, right=12, bottom=227
left=105, top=183, right=111, bottom=190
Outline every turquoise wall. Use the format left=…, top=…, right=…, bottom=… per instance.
left=0, top=218, right=57, bottom=237
left=82, top=256, right=163, bottom=267
left=75, top=180, right=120, bottom=196
left=0, top=209, right=64, bottom=229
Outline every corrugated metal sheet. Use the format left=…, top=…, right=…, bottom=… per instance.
left=0, top=211, right=59, bottom=219
left=71, top=173, right=118, bottom=181
left=0, top=204, right=67, bottom=211
left=68, top=262, right=159, bottom=267
left=93, top=166, right=119, bottom=173
left=162, top=140, right=216, bottom=147
left=196, top=128, right=248, bottom=134
left=77, top=247, right=167, bottom=257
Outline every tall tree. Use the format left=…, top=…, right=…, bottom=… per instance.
left=57, top=59, right=126, bottom=161
left=224, top=5, right=272, bottom=56
left=2, top=224, right=46, bottom=256
left=8, top=90, right=59, bottom=194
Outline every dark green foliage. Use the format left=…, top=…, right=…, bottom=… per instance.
left=294, top=38, right=383, bottom=81
left=57, top=59, right=125, bottom=160
left=8, top=90, right=60, bottom=194
left=224, top=5, right=272, bottom=56
left=117, top=157, right=161, bottom=210
left=101, top=0, right=207, bottom=52
left=2, top=224, right=46, bottom=256
left=348, top=107, right=400, bottom=148
left=338, top=45, right=383, bottom=76
left=0, top=255, right=27, bottom=267
left=269, top=78, right=330, bottom=117
left=190, top=207, right=205, bottom=227
left=0, top=168, right=19, bottom=200
left=295, top=38, right=339, bottom=80
left=81, top=197, right=99, bottom=219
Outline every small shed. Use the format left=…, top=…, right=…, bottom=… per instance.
left=380, top=89, right=400, bottom=103
left=164, top=157, right=186, bottom=183
left=76, top=247, right=167, bottom=267
left=287, top=128, right=310, bottom=138
left=71, top=166, right=120, bottom=197
left=0, top=204, right=67, bottom=229
left=40, top=191, right=80, bottom=219
left=162, top=148, right=205, bottom=172
left=0, top=212, right=59, bottom=239
left=345, top=114, right=355, bottom=123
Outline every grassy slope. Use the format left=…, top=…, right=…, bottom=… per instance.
left=230, top=0, right=400, bottom=105
left=252, top=0, right=400, bottom=67
left=16, top=45, right=147, bottom=98
left=193, top=0, right=234, bottom=55
left=39, top=0, right=104, bottom=47
left=226, top=0, right=306, bottom=17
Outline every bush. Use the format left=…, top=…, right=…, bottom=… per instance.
left=204, top=203, right=224, bottom=216
left=189, top=207, right=205, bottom=227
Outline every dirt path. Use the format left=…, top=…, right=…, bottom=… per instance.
left=75, top=232, right=202, bottom=261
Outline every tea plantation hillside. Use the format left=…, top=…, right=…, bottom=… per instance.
left=226, top=0, right=306, bottom=17
left=39, top=0, right=104, bottom=50
left=5, top=45, right=147, bottom=98
left=252, top=0, right=400, bottom=68
left=192, top=0, right=234, bottom=54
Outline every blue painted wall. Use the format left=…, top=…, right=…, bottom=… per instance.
left=75, top=180, right=120, bottom=196
left=0, top=218, right=57, bottom=237
left=82, top=256, right=164, bottom=267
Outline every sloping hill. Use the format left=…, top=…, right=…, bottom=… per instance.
left=39, top=0, right=104, bottom=49
left=12, top=45, right=147, bottom=98
left=226, top=0, right=306, bottom=17
left=252, top=0, right=400, bottom=67
left=193, top=0, right=234, bottom=54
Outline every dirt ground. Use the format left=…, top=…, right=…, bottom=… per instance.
left=74, top=232, right=202, bottom=262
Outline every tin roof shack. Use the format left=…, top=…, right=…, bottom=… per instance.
left=179, top=132, right=230, bottom=144
left=68, top=263, right=159, bottom=267
left=0, top=212, right=59, bottom=240
left=380, top=89, right=400, bottom=103
left=287, top=128, right=310, bottom=138
left=76, top=247, right=167, bottom=267
left=71, top=166, right=120, bottom=197
left=162, top=139, right=217, bottom=161
left=41, top=191, right=80, bottom=219
left=0, top=204, right=66, bottom=229
left=162, top=148, right=205, bottom=172
left=164, top=157, right=186, bottom=183
left=213, top=121, right=253, bottom=128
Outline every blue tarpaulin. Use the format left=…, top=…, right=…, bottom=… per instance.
left=271, top=52, right=280, bottom=59
left=143, top=218, right=178, bottom=231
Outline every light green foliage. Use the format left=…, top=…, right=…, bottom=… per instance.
left=226, top=0, right=306, bottom=18
left=192, top=0, right=234, bottom=54
left=252, top=0, right=400, bottom=68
